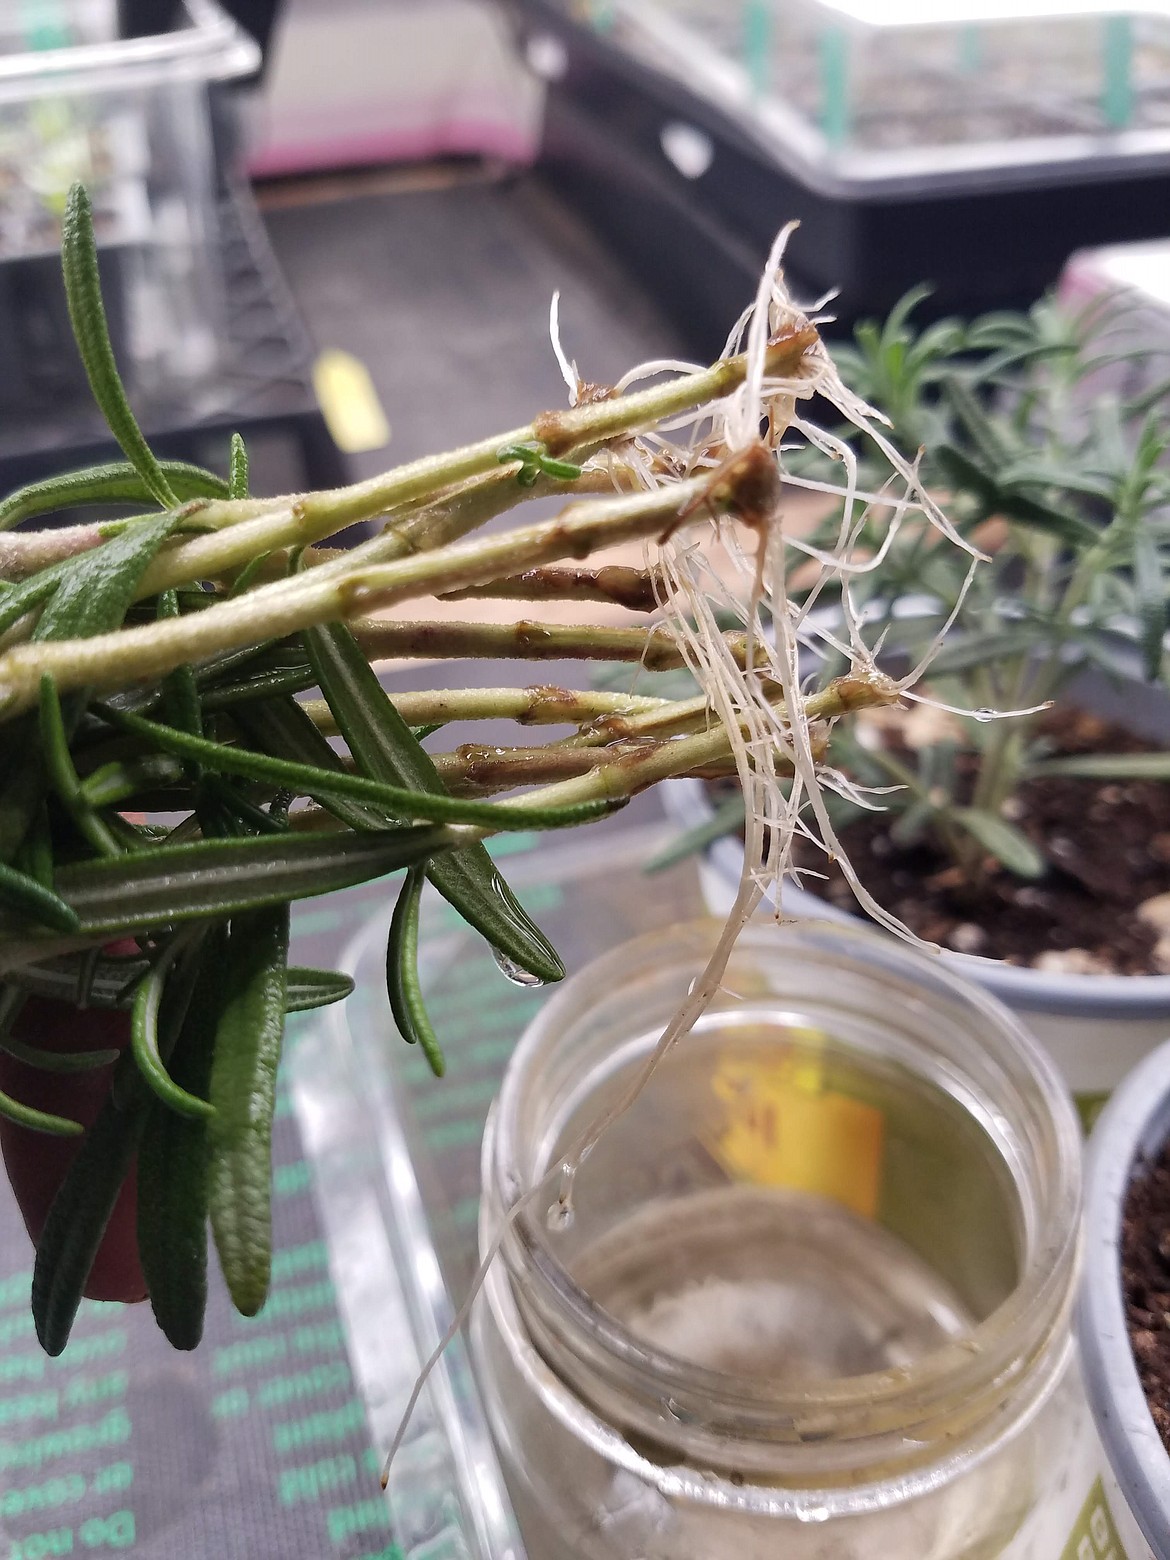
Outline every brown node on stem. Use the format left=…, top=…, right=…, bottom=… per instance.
left=658, top=441, right=782, bottom=545
left=518, top=685, right=585, bottom=724
left=580, top=564, right=661, bottom=612
left=766, top=321, right=820, bottom=368
left=576, top=380, right=615, bottom=406
left=512, top=619, right=555, bottom=650
left=824, top=671, right=904, bottom=714
left=533, top=409, right=580, bottom=457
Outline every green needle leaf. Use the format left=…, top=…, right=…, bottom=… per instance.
left=62, top=184, right=175, bottom=508
left=227, top=552, right=274, bottom=599
left=285, top=968, right=355, bottom=1013
left=80, top=754, right=187, bottom=811
left=0, top=860, right=80, bottom=934
left=137, top=934, right=225, bottom=1350
left=0, top=1087, right=84, bottom=1137
left=200, top=665, right=317, bottom=711
left=303, top=621, right=566, bottom=983
left=495, top=441, right=581, bottom=485
left=40, top=676, right=122, bottom=858
left=209, top=907, right=290, bottom=1317
left=7, top=951, right=149, bottom=1007
left=157, top=590, right=204, bottom=741
left=94, top=701, right=610, bottom=834
left=927, top=627, right=1046, bottom=677
left=1133, top=527, right=1167, bottom=681
left=33, top=511, right=182, bottom=647
left=228, top=433, right=250, bottom=501
left=231, top=694, right=385, bottom=832
left=40, top=826, right=453, bottom=939
left=0, top=574, right=61, bottom=640
left=32, top=1059, right=149, bottom=1353
left=0, top=460, right=228, bottom=531
left=952, top=807, right=1046, bottom=879
left=1034, top=752, right=1170, bottom=780
left=0, top=1034, right=119, bottom=1073
left=646, top=793, right=746, bottom=872
left=386, top=867, right=445, bottom=1077
left=132, top=943, right=216, bottom=1121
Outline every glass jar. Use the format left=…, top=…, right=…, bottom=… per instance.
left=470, top=918, right=1108, bottom=1559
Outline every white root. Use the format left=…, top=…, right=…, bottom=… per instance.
left=548, top=291, right=579, bottom=407
left=382, top=224, right=986, bottom=1483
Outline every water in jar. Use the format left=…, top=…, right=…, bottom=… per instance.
left=546, top=1008, right=1021, bottom=1355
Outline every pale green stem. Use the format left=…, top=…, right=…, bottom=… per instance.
left=202, top=474, right=616, bottom=589
left=0, top=494, right=297, bottom=584
left=553, top=664, right=882, bottom=751
left=130, top=463, right=618, bottom=607
left=0, top=524, right=116, bottom=579
left=515, top=671, right=902, bottom=813
left=301, top=685, right=667, bottom=734
left=347, top=616, right=724, bottom=668
left=435, top=664, right=898, bottom=789
left=127, top=330, right=813, bottom=599
left=284, top=673, right=899, bottom=843
left=432, top=742, right=739, bottom=794
left=555, top=679, right=762, bottom=750
left=0, top=479, right=711, bottom=719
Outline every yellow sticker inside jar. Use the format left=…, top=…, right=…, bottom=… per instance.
left=707, top=1027, right=885, bottom=1219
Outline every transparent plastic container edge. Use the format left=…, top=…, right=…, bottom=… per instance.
left=0, top=0, right=259, bottom=104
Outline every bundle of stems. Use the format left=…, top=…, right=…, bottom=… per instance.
left=0, top=191, right=946, bottom=1358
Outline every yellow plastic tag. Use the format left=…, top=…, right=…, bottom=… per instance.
left=1060, top=1477, right=1130, bottom=1560
left=707, top=1028, right=884, bottom=1218
left=313, top=349, right=391, bottom=454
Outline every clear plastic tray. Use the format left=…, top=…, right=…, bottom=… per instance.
left=594, top=0, right=1170, bottom=186
left=290, top=826, right=705, bottom=1559
left=0, top=0, right=258, bottom=408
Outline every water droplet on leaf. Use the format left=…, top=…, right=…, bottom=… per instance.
left=492, top=948, right=546, bottom=987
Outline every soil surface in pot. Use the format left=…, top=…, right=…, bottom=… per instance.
left=745, top=706, right=1170, bottom=974
left=1123, top=1138, right=1170, bottom=1448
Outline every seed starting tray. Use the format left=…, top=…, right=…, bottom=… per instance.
left=507, top=0, right=1170, bottom=343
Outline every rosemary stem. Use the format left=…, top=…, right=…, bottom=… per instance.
left=514, top=671, right=901, bottom=813
left=347, top=616, right=723, bottom=668
left=438, top=565, right=660, bottom=612
left=132, top=463, right=615, bottom=604
left=0, top=479, right=710, bottom=718
left=551, top=663, right=891, bottom=750
left=117, top=327, right=814, bottom=597
left=289, top=673, right=898, bottom=833
left=431, top=743, right=740, bottom=794
left=301, top=686, right=668, bottom=734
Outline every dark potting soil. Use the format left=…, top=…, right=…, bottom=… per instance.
left=1123, top=1137, right=1170, bottom=1448
left=796, top=707, right=1170, bottom=975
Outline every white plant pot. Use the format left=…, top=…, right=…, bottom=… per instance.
left=1079, top=1040, right=1170, bottom=1558
left=661, top=775, right=1170, bottom=1104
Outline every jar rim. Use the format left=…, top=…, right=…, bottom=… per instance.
left=487, top=917, right=1082, bottom=1469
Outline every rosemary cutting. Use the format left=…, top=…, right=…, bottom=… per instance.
left=0, top=191, right=965, bottom=1358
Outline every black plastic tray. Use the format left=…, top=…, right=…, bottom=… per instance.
left=511, top=0, right=1170, bottom=346
left=0, top=176, right=345, bottom=496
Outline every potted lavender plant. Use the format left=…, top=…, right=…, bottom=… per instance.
left=662, top=290, right=1170, bottom=1113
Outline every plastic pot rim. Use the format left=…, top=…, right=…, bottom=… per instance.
left=660, top=776, right=1170, bottom=1019
left=1079, top=1040, right=1170, bottom=1559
